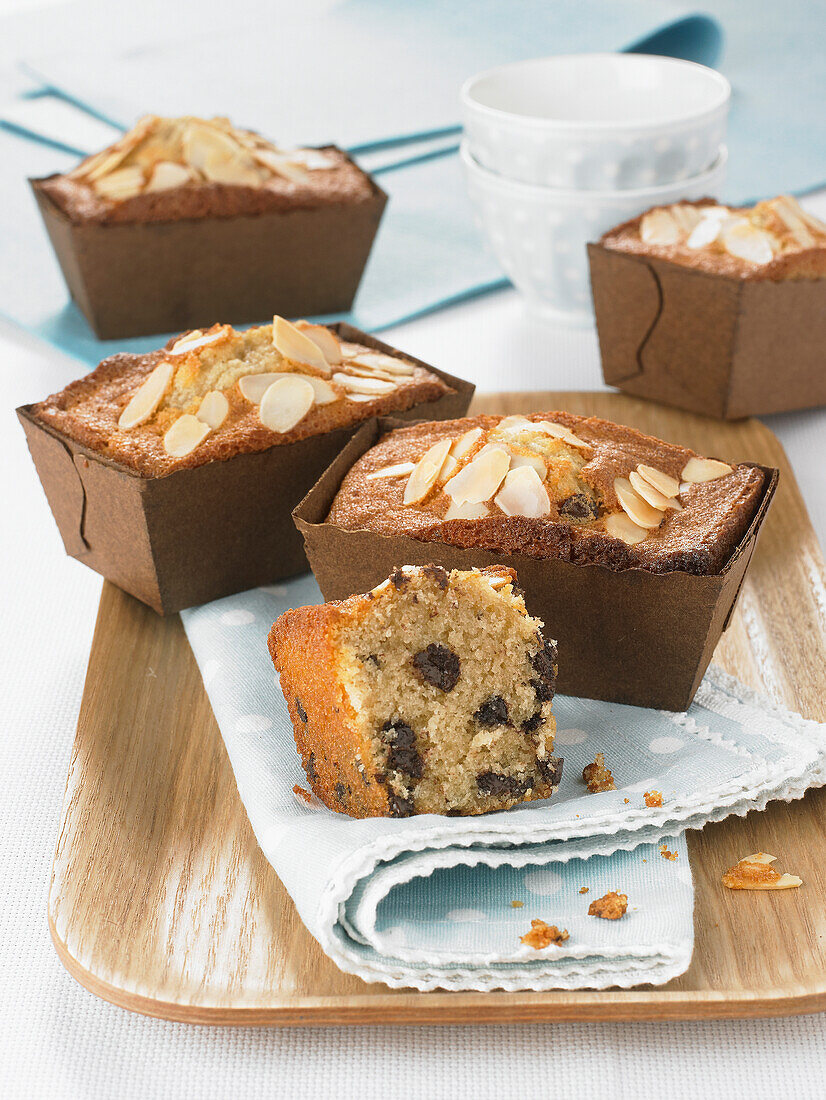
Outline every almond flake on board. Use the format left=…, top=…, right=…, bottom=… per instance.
left=118, top=362, right=173, bottom=429
left=722, top=853, right=802, bottom=890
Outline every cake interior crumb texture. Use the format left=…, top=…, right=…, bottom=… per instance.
left=270, top=566, right=562, bottom=818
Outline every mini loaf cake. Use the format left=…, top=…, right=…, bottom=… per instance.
left=601, top=194, right=826, bottom=280
left=37, top=114, right=376, bottom=225
left=30, top=318, right=451, bottom=477
left=269, top=564, right=562, bottom=818
left=326, top=412, right=767, bottom=575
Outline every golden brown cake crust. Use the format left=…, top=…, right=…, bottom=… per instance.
left=37, top=145, right=377, bottom=226
left=29, top=325, right=451, bottom=478
left=601, top=197, right=826, bottom=281
left=326, top=412, right=767, bottom=576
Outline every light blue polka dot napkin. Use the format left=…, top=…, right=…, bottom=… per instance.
left=181, top=576, right=826, bottom=992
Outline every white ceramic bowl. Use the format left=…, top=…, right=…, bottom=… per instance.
left=461, top=53, right=730, bottom=190
left=461, top=139, right=727, bottom=323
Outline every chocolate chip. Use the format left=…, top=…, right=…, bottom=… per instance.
left=522, top=711, right=545, bottom=734
left=382, top=721, right=424, bottom=779
left=412, top=644, right=460, bottom=692
left=476, top=772, right=531, bottom=798
left=538, top=755, right=564, bottom=787
left=388, top=792, right=415, bottom=818
left=559, top=493, right=598, bottom=521
left=390, top=567, right=410, bottom=589
left=334, top=782, right=347, bottom=802
left=532, top=678, right=555, bottom=703
left=305, top=753, right=318, bottom=784
left=474, top=695, right=510, bottom=727
left=531, top=639, right=557, bottom=684
left=295, top=697, right=308, bottom=723
left=423, top=564, right=449, bottom=589
left=363, top=653, right=381, bottom=668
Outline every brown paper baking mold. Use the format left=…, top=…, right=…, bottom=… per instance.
left=17, top=326, right=474, bottom=615
left=30, top=149, right=387, bottom=340
left=294, top=417, right=778, bottom=711
left=588, top=243, right=826, bottom=419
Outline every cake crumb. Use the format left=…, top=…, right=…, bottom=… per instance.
left=579, top=886, right=589, bottom=894
left=659, top=844, right=678, bottom=861
left=520, top=919, right=570, bottom=949
left=582, top=752, right=616, bottom=793
left=293, top=784, right=313, bottom=804
left=511, top=899, right=524, bottom=908
left=644, top=790, right=663, bottom=808
left=722, top=852, right=802, bottom=891
left=588, top=891, right=628, bottom=920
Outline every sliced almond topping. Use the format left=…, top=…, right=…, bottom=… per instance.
left=171, top=325, right=231, bottom=356
left=445, top=500, right=490, bottom=520
left=93, top=165, right=145, bottom=201
left=252, top=148, right=311, bottom=182
left=640, top=207, right=681, bottom=245
left=604, top=512, right=648, bottom=546
left=614, top=477, right=664, bottom=529
left=636, top=463, right=680, bottom=500
left=365, top=462, right=416, bottom=481
left=496, top=415, right=532, bottom=434
left=183, top=121, right=262, bottom=186
left=444, top=447, right=510, bottom=506
left=238, top=372, right=284, bottom=404
left=533, top=421, right=590, bottom=449
left=196, top=390, right=229, bottom=429
left=145, top=160, right=196, bottom=192
left=403, top=439, right=453, bottom=505
left=293, top=373, right=339, bottom=406
left=722, top=853, right=802, bottom=891
left=273, top=316, right=331, bottom=375
left=771, top=196, right=816, bottom=248
left=795, top=202, right=826, bottom=236
left=344, top=364, right=401, bottom=384
left=438, top=454, right=458, bottom=484
left=629, top=470, right=681, bottom=511
left=679, top=482, right=692, bottom=496
left=118, top=361, right=173, bottom=429
left=669, top=204, right=702, bottom=234
left=348, top=352, right=415, bottom=377
left=450, top=428, right=483, bottom=461
left=286, top=148, right=338, bottom=171
left=345, top=393, right=378, bottom=403
left=332, top=372, right=396, bottom=395
left=259, top=375, right=315, bottom=433
left=509, top=451, right=548, bottom=479
left=680, top=456, right=733, bottom=483
left=495, top=466, right=551, bottom=519
left=722, top=219, right=777, bottom=265
left=294, top=322, right=342, bottom=366
left=484, top=569, right=510, bottom=588
left=163, top=413, right=211, bottom=457
left=74, top=115, right=157, bottom=181
left=687, top=208, right=735, bottom=249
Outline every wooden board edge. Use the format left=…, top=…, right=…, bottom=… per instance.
left=48, top=914, right=826, bottom=1025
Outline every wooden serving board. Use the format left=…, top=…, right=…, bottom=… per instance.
left=49, top=392, right=826, bottom=1024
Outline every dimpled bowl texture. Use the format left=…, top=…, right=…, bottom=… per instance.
left=461, top=140, right=727, bottom=322
left=461, top=53, right=730, bottom=190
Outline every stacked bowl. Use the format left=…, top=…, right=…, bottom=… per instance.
left=461, top=53, right=730, bottom=322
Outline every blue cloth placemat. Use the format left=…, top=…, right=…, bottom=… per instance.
left=177, top=573, right=826, bottom=991
left=1, top=0, right=723, bottom=369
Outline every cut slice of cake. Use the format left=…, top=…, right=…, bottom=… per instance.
left=268, top=565, right=561, bottom=818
